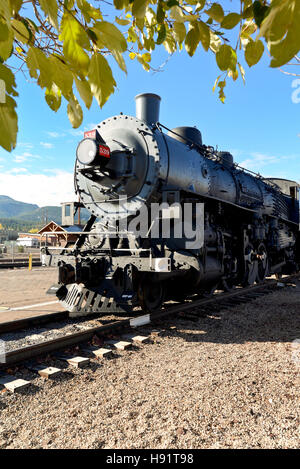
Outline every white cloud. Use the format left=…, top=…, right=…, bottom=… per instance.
left=6, top=167, right=28, bottom=174
left=238, top=152, right=297, bottom=173
left=46, top=131, right=65, bottom=138
left=18, top=142, right=34, bottom=150
left=68, top=123, right=98, bottom=139
left=40, top=142, right=54, bottom=149
left=0, top=170, right=75, bottom=206
left=14, top=152, right=41, bottom=163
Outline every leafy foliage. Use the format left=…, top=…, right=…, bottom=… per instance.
left=0, top=1, right=300, bottom=152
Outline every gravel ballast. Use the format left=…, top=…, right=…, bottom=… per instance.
left=0, top=285, right=299, bottom=449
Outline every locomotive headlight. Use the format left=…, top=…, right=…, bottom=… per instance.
left=76, top=138, right=98, bottom=165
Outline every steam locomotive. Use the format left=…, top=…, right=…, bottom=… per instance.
left=43, top=93, right=300, bottom=316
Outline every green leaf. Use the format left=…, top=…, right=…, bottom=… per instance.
left=0, top=20, right=9, bottom=41
left=185, top=23, right=200, bottom=57
left=205, top=3, right=224, bottom=23
left=88, top=53, right=116, bottom=107
left=221, top=13, right=241, bottom=29
left=93, top=21, right=127, bottom=52
left=132, top=0, right=149, bottom=19
left=0, top=64, right=18, bottom=96
left=245, top=39, right=264, bottom=67
left=216, top=44, right=236, bottom=71
left=11, top=19, right=31, bottom=44
left=59, top=12, right=90, bottom=71
left=67, top=94, right=83, bottom=128
left=0, top=0, right=11, bottom=22
left=253, top=1, right=270, bottom=28
left=0, top=21, right=13, bottom=61
left=0, top=95, right=18, bottom=152
left=75, top=76, right=93, bottom=109
left=49, top=56, right=74, bottom=98
left=156, top=23, right=166, bottom=45
left=26, top=46, right=53, bottom=89
left=45, top=84, right=62, bottom=112
left=10, top=0, right=22, bottom=15
left=157, top=2, right=165, bottom=24
left=39, top=0, right=59, bottom=30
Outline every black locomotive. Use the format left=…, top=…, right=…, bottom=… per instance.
left=43, top=93, right=300, bottom=316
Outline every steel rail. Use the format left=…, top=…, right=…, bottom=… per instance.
left=0, top=274, right=298, bottom=369
left=0, top=311, right=68, bottom=334
left=0, top=261, right=42, bottom=269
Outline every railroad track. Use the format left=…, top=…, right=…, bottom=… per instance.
left=0, top=274, right=298, bottom=393
left=0, top=260, right=41, bottom=269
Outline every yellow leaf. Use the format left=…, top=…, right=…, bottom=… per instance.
left=173, top=22, right=186, bottom=45
left=77, top=0, right=102, bottom=22
left=221, top=13, right=241, bottom=29
left=245, top=39, right=264, bottom=67
left=185, top=23, right=200, bottom=57
left=129, top=52, right=136, bottom=59
left=205, top=3, right=224, bottom=23
left=75, top=76, right=93, bottom=109
left=59, top=12, right=90, bottom=71
left=45, top=84, right=61, bottom=112
left=170, top=6, right=198, bottom=23
left=216, top=44, right=236, bottom=71
left=67, top=95, right=83, bottom=128
left=49, top=56, right=74, bottom=98
left=39, top=0, right=59, bottom=30
left=11, top=19, right=30, bottom=44
left=132, top=0, right=149, bottom=19
left=112, top=49, right=127, bottom=73
left=115, top=17, right=130, bottom=26
left=88, top=53, right=116, bottom=107
left=0, top=95, right=18, bottom=152
left=93, top=21, right=127, bottom=53
left=26, top=46, right=53, bottom=89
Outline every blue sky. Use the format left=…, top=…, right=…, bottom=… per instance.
left=0, top=30, right=300, bottom=206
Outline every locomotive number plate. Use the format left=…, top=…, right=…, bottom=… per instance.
left=99, top=144, right=111, bottom=158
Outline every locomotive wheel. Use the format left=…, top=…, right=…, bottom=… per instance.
left=138, top=279, right=164, bottom=313
left=242, top=243, right=258, bottom=286
left=256, top=243, right=269, bottom=283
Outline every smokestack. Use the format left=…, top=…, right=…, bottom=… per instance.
left=135, top=93, right=161, bottom=125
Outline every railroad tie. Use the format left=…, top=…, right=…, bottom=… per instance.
left=25, top=363, right=62, bottom=379
left=80, top=346, right=113, bottom=358
left=105, top=339, right=132, bottom=351
left=55, top=354, right=90, bottom=368
left=122, top=333, right=150, bottom=344
left=0, top=374, right=31, bottom=393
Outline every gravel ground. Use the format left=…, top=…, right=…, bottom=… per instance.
left=0, top=316, right=125, bottom=352
left=0, top=284, right=299, bottom=449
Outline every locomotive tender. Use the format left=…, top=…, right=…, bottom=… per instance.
left=43, top=93, right=300, bottom=316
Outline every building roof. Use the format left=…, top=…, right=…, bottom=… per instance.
left=38, top=221, right=83, bottom=235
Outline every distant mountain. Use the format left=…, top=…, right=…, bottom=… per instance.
left=0, top=195, right=90, bottom=227
left=0, top=195, right=38, bottom=218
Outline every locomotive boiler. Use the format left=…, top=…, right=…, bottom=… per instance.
left=43, top=93, right=300, bottom=316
